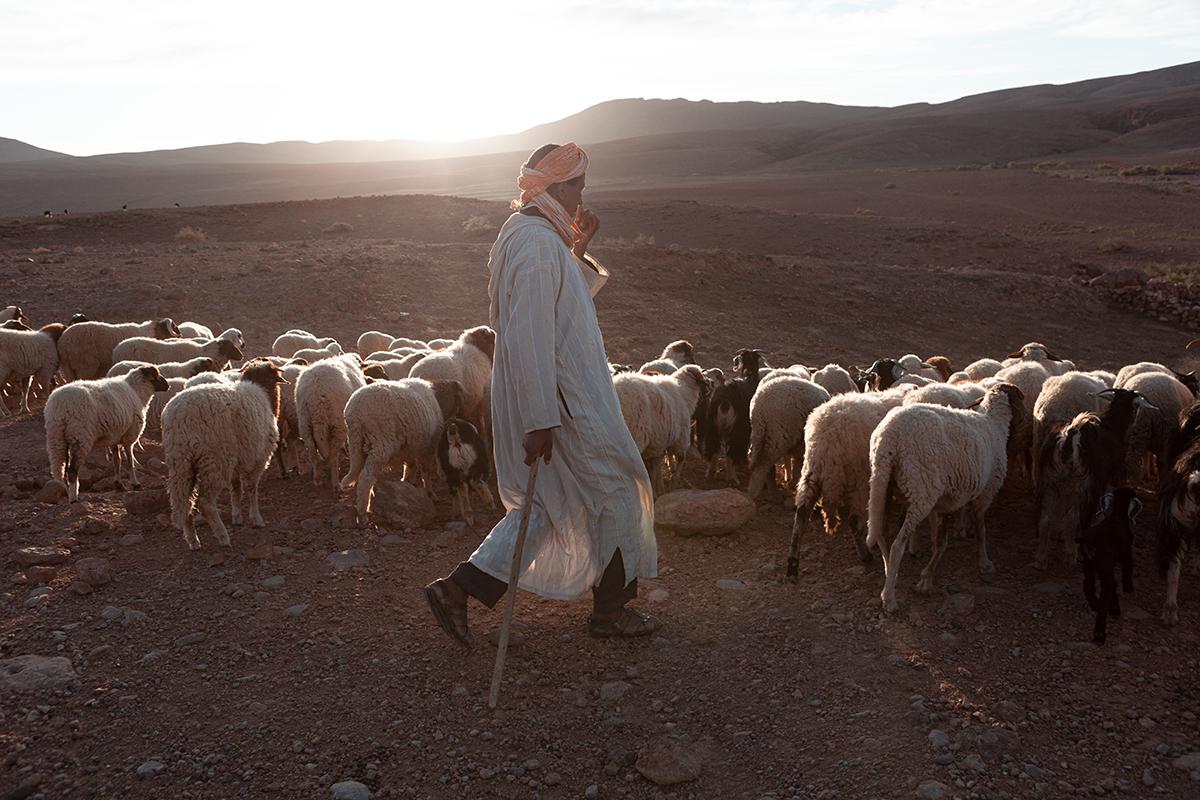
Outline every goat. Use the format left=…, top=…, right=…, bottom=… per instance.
left=1078, top=488, right=1140, bottom=644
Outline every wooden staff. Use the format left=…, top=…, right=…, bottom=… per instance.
left=488, top=459, right=540, bottom=709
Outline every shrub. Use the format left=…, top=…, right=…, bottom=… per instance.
left=1099, top=238, right=1128, bottom=254
left=1097, top=163, right=1115, bottom=171
left=31, top=246, right=51, bottom=254
left=633, top=232, right=656, bottom=245
left=883, top=182, right=897, bottom=189
left=175, top=226, right=206, bottom=242
left=1119, top=165, right=1160, bottom=177
left=462, top=215, right=497, bottom=236
left=322, top=222, right=354, bottom=235
left=855, top=207, right=877, bottom=216
left=1163, top=163, right=1200, bottom=175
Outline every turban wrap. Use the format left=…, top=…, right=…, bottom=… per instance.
left=515, top=142, right=588, bottom=245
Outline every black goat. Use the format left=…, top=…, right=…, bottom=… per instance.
left=1078, top=488, right=1141, bottom=644
left=437, top=418, right=494, bottom=525
left=857, top=358, right=903, bottom=391
left=1157, top=399, right=1200, bottom=625
left=702, top=349, right=764, bottom=485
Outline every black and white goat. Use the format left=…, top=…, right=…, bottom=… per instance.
left=1078, top=488, right=1141, bottom=644
left=1158, top=399, right=1200, bottom=625
left=436, top=417, right=494, bottom=525
left=702, top=349, right=764, bottom=485
left=856, top=358, right=903, bottom=392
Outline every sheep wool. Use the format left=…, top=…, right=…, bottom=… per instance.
left=0, top=323, right=64, bottom=417
left=613, top=364, right=707, bottom=496
left=107, top=356, right=217, bottom=380
left=747, top=375, right=831, bottom=498
left=57, top=318, right=180, bottom=381
left=111, top=336, right=242, bottom=369
left=409, top=326, right=495, bottom=432
left=295, top=354, right=368, bottom=488
left=272, top=332, right=338, bottom=358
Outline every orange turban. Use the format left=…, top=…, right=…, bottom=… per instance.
left=515, top=143, right=588, bottom=245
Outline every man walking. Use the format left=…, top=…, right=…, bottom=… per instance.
left=425, top=142, right=659, bottom=644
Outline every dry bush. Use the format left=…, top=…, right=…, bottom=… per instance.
left=31, top=246, right=51, bottom=254
left=322, top=222, right=354, bottom=235
left=884, top=182, right=897, bottom=189
left=855, top=207, right=877, bottom=216
left=462, top=215, right=497, bottom=236
left=1119, top=165, right=1160, bottom=177
left=633, top=232, right=656, bottom=245
left=1097, top=163, right=1115, bottom=171
left=1099, top=238, right=1128, bottom=254
left=1163, top=164, right=1200, bottom=175
left=175, top=226, right=206, bottom=242
left=72, top=245, right=86, bottom=254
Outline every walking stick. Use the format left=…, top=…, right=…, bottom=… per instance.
left=488, top=459, right=540, bottom=710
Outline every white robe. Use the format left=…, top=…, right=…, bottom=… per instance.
left=469, top=212, right=656, bottom=599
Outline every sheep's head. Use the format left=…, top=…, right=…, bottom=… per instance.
left=363, top=363, right=388, bottom=382
left=463, top=326, right=497, bottom=361
left=136, top=365, right=170, bottom=392
left=703, top=367, right=726, bottom=388
left=288, top=357, right=310, bottom=366
left=675, top=364, right=706, bottom=390
left=732, top=349, right=764, bottom=380
left=865, top=358, right=903, bottom=391
left=240, top=361, right=289, bottom=418
left=2, top=319, right=31, bottom=330
left=662, top=339, right=695, bottom=365
left=155, top=318, right=180, bottom=339
left=1007, top=342, right=1063, bottom=362
left=221, top=328, right=245, bottom=349
left=924, top=356, right=953, bottom=380
left=609, top=363, right=634, bottom=375
left=1172, top=369, right=1199, bottom=397
left=217, top=339, right=244, bottom=363
left=191, top=357, right=217, bottom=377
left=431, top=379, right=467, bottom=421
left=4, top=306, right=25, bottom=322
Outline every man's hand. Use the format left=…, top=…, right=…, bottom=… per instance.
left=572, top=208, right=600, bottom=259
left=523, top=427, right=555, bottom=465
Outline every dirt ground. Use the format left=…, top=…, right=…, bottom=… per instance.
left=2, top=174, right=1199, bottom=799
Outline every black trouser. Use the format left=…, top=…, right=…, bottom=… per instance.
left=450, top=549, right=637, bottom=617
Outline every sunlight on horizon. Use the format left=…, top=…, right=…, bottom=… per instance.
left=1, top=0, right=1198, bottom=155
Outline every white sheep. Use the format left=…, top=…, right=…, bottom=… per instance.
left=901, top=382, right=987, bottom=409
left=638, top=339, right=696, bottom=375
left=1086, top=370, right=1117, bottom=388
left=0, top=323, right=64, bottom=416
left=370, top=347, right=426, bottom=361
left=357, top=330, right=395, bottom=357
left=1032, top=371, right=1108, bottom=470
left=760, top=366, right=812, bottom=385
left=388, top=336, right=427, bottom=351
left=339, top=377, right=465, bottom=525
left=427, top=338, right=455, bottom=351
left=1123, top=371, right=1194, bottom=480
left=184, top=371, right=235, bottom=388
left=994, top=360, right=1050, bottom=478
left=185, top=327, right=244, bottom=350
left=162, top=361, right=288, bottom=549
left=1114, top=361, right=1178, bottom=388
left=290, top=342, right=345, bottom=363
left=275, top=361, right=309, bottom=477
left=295, top=354, right=368, bottom=488
left=810, top=364, right=857, bottom=396
left=272, top=331, right=338, bottom=358
left=44, top=365, right=170, bottom=501
left=146, top=377, right=187, bottom=431
left=57, top=318, right=180, bottom=380
left=613, top=364, right=707, bottom=496
left=177, top=321, right=214, bottom=339
left=947, top=371, right=973, bottom=384
left=1, top=306, right=26, bottom=324
left=1004, top=342, right=1073, bottom=376
left=107, top=356, right=217, bottom=380
left=409, top=326, right=495, bottom=432
left=111, top=336, right=242, bottom=369
left=897, top=354, right=953, bottom=382
left=746, top=376, right=830, bottom=498
left=962, top=358, right=1004, bottom=381
left=360, top=358, right=413, bottom=381
left=866, top=383, right=1024, bottom=612
left=786, top=388, right=910, bottom=578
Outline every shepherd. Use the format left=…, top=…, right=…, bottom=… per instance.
left=424, top=142, right=660, bottom=644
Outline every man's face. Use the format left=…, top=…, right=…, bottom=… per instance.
left=550, top=174, right=585, bottom=215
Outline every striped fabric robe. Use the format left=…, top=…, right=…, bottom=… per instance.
left=470, top=212, right=656, bottom=599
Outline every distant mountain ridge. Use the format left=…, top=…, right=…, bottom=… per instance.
left=0, top=137, right=70, bottom=163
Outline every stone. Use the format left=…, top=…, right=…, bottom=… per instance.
left=75, top=557, right=112, bottom=587
left=262, top=575, right=285, bottom=589
left=300, top=518, right=323, bottom=532
left=101, top=605, right=123, bottom=621
left=1142, top=768, right=1155, bottom=786
left=916, top=780, right=949, bottom=800
left=26, top=565, right=56, bottom=584
left=33, top=479, right=67, bottom=504
left=635, top=737, right=702, bottom=785
left=0, top=655, right=78, bottom=691
left=119, top=533, right=144, bottom=547
left=487, top=621, right=528, bottom=649
left=600, top=680, right=632, bottom=701
left=716, top=579, right=748, bottom=590
left=287, top=604, right=309, bottom=617
left=122, top=488, right=168, bottom=516
left=174, top=631, right=206, bottom=647
left=996, top=700, right=1025, bottom=723
left=543, top=772, right=562, bottom=786
left=122, top=609, right=147, bottom=625
left=1033, top=581, right=1066, bottom=594
left=88, top=644, right=113, bottom=661
left=654, top=489, right=755, bottom=536
left=136, top=760, right=164, bottom=778
left=14, top=546, right=70, bottom=567
left=1173, top=752, right=1200, bottom=771
left=928, top=729, right=950, bottom=749
left=956, top=724, right=1019, bottom=763
left=647, top=588, right=670, bottom=604
left=369, top=480, right=436, bottom=528
left=328, top=549, right=369, bottom=571
left=380, top=533, right=404, bottom=546
left=586, top=784, right=599, bottom=799
left=330, top=780, right=370, bottom=800
left=1090, top=268, right=1148, bottom=289
left=245, top=542, right=274, bottom=561
left=960, top=753, right=987, bottom=773
left=948, top=593, right=975, bottom=615
left=70, top=580, right=94, bottom=595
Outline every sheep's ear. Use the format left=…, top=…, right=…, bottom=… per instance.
left=1187, top=338, right=1200, bottom=350
left=1006, top=348, right=1025, bottom=359
left=891, top=364, right=904, bottom=381
left=1127, top=497, right=1143, bottom=521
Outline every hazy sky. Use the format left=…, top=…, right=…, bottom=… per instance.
left=3, top=0, right=1198, bottom=155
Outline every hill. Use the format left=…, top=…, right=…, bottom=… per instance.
left=0, top=137, right=71, bottom=163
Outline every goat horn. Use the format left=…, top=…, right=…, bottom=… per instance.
left=1187, top=338, right=1200, bottom=350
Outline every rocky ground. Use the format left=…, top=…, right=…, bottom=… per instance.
left=2, top=183, right=1199, bottom=799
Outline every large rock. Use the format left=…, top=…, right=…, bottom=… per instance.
left=328, top=549, right=369, bottom=571
left=122, top=488, right=168, bottom=516
left=635, top=737, right=702, bottom=785
left=0, top=655, right=78, bottom=691
left=15, top=546, right=71, bottom=567
left=1090, top=268, right=1148, bottom=289
left=75, top=557, right=112, bottom=587
left=956, top=723, right=1020, bottom=763
left=654, top=489, right=755, bottom=537
left=369, top=480, right=436, bottom=529
left=331, top=780, right=370, bottom=800
left=33, top=479, right=67, bottom=504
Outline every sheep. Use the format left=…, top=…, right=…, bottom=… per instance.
left=1, top=306, right=25, bottom=324
left=962, top=358, right=1004, bottom=381
left=291, top=342, right=345, bottom=363
left=146, top=377, right=187, bottom=431
left=787, top=388, right=911, bottom=579
left=746, top=376, right=830, bottom=499
left=1005, top=342, right=1073, bottom=376
left=702, top=349, right=765, bottom=485
left=1032, top=371, right=1109, bottom=479
left=185, top=327, right=245, bottom=351
left=57, top=318, right=180, bottom=380
left=639, top=339, right=697, bottom=375
left=272, top=331, right=338, bottom=358
left=901, top=382, right=986, bottom=409
left=806, top=364, right=854, bottom=396
left=427, top=338, right=455, bottom=350
left=1159, top=400, right=1200, bottom=625
left=274, top=361, right=309, bottom=477
left=1123, top=371, right=1193, bottom=482
left=898, top=354, right=953, bottom=382
left=177, top=321, right=214, bottom=339
left=2, top=319, right=30, bottom=330
left=185, top=371, right=235, bottom=388
left=1087, top=370, right=1117, bottom=388
left=44, top=365, right=170, bottom=501
left=1113, top=362, right=1192, bottom=390
left=437, top=417, right=495, bottom=524
left=295, top=354, right=368, bottom=488
left=0, top=323, right=64, bottom=416
left=339, top=378, right=466, bottom=526
left=162, top=361, right=288, bottom=550
left=357, top=330, right=395, bottom=357
left=995, top=360, right=1050, bottom=479
left=112, top=336, right=242, bottom=370
left=408, top=326, right=495, bottom=433
left=613, top=365, right=707, bottom=497
left=373, top=346, right=427, bottom=360
left=388, top=336, right=427, bottom=351
left=1078, top=487, right=1141, bottom=644
left=947, top=371, right=973, bottom=384
left=858, top=358, right=904, bottom=391
left=107, top=356, right=217, bottom=380
left=892, top=373, right=936, bottom=388
left=866, top=383, right=1025, bottom=612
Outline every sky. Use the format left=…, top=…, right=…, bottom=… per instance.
left=2, top=0, right=1198, bottom=156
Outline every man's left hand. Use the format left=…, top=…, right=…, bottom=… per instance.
left=572, top=208, right=600, bottom=259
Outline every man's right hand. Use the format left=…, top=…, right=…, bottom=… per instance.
left=523, top=428, right=555, bottom=465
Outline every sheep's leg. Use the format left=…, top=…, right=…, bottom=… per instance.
left=65, top=443, right=85, bottom=502
left=197, top=492, right=230, bottom=547
left=356, top=462, right=378, bottom=528
left=230, top=477, right=244, bottom=526
left=1034, top=498, right=1054, bottom=571
left=915, top=513, right=948, bottom=595
left=849, top=514, right=873, bottom=563
left=245, top=468, right=266, bottom=528
left=328, top=450, right=340, bottom=494
left=881, top=505, right=926, bottom=614
left=310, top=445, right=323, bottom=487
left=473, top=480, right=496, bottom=511
left=180, top=509, right=201, bottom=551
left=276, top=440, right=288, bottom=480
left=461, top=485, right=475, bottom=526
left=651, top=457, right=665, bottom=498
left=19, top=376, right=34, bottom=414
left=0, top=368, right=11, bottom=417
left=1095, top=568, right=1116, bottom=644
left=1162, top=540, right=1186, bottom=625
left=786, top=503, right=815, bottom=582
left=1082, top=556, right=1100, bottom=612
left=110, top=445, right=125, bottom=490
left=974, top=504, right=995, bottom=576
left=451, top=485, right=463, bottom=522
left=125, top=443, right=142, bottom=489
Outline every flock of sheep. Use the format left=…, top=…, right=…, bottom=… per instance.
left=2, top=301, right=1198, bottom=644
